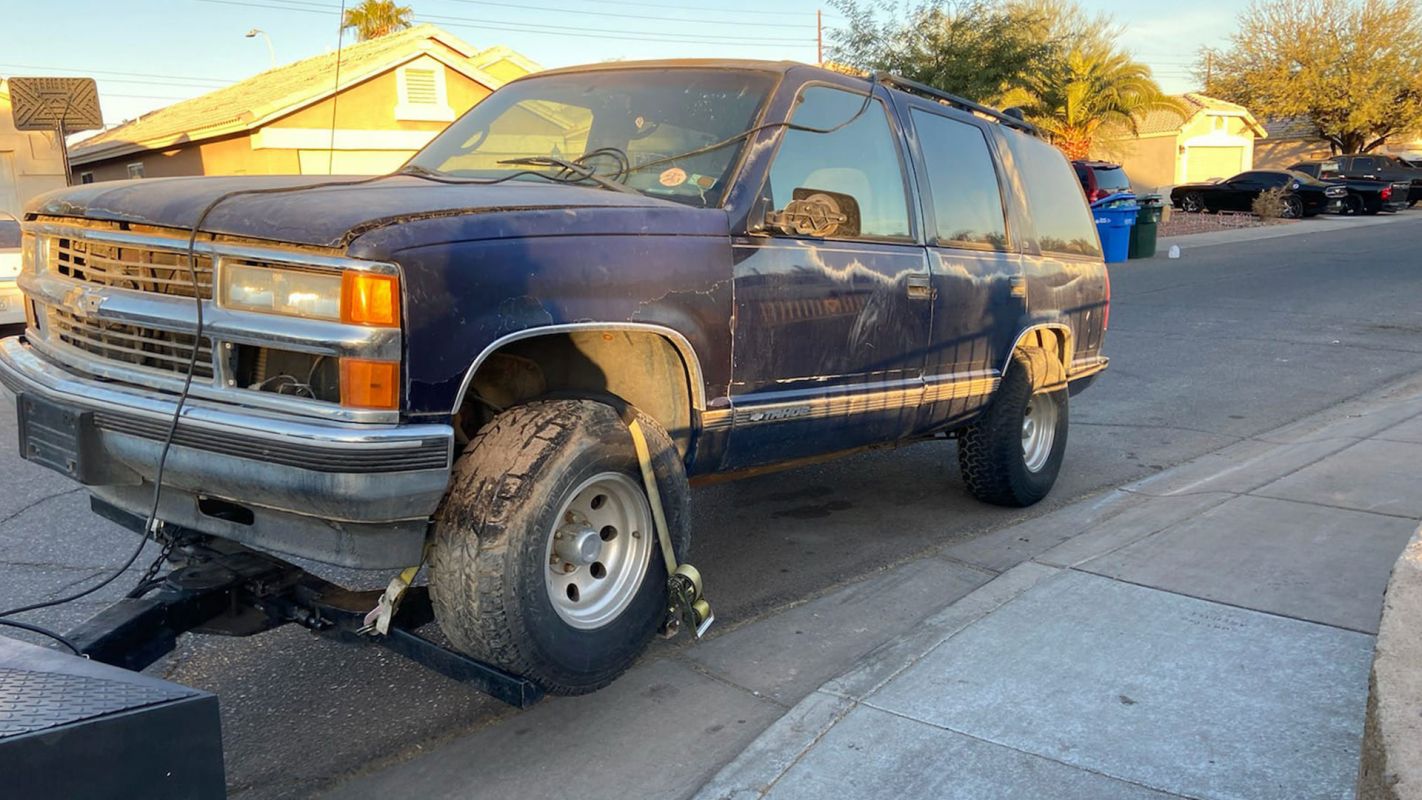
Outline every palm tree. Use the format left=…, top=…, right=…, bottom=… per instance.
left=341, top=0, right=414, bottom=41
left=1001, top=42, right=1185, bottom=160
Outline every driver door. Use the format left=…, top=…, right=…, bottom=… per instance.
left=723, top=84, right=931, bottom=469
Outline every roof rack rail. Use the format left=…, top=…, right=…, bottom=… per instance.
left=876, top=73, right=1041, bottom=137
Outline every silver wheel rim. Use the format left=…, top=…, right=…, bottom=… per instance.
left=1283, top=197, right=1301, bottom=218
left=544, top=472, right=653, bottom=630
left=1021, top=393, right=1058, bottom=473
left=1184, top=194, right=1202, bottom=212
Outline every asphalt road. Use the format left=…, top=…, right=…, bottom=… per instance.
left=2, top=214, right=1421, bottom=798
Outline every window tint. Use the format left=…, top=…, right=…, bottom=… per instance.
left=0, top=218, right=19, bottom=249
left=766, top=86, right=910, bottom=239
left=1353, top=157, right=1376, bottom=171
left=911, top=110, right=1007, bottom=250
left=1000, top=132, right=1101, bottom=258
left=1093, top=166, right=1130, bottom=192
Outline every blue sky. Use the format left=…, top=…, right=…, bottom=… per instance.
left=2, top=0, right=1240, bottom=128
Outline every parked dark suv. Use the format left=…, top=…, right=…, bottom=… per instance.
left=0, top=61, right=1109, bottom=694
left=1074, top=160, right=1132, bottom=202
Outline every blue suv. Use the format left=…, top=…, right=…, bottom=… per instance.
left=1, top=60, right=1109, bottom=693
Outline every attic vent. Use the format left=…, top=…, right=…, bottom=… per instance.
left=403, top=68, right=438, bottom=105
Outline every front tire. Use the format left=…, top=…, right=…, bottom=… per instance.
left=1181, top=192, right=1205, bottom=213
left=958, top=351, right=1069, bottom=507
left=1281, top=195, right=1303, bottom=219
left=429, top=399, right=689, bottom=695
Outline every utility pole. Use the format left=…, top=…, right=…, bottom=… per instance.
left=817, top=9, right=823, bottom=65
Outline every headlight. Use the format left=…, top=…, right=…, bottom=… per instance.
left=219, top=264, right=401, bottom=326
left=222, top=263, right=343, bottom=320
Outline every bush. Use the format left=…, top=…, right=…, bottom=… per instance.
left=1252, top=187, right=1289, bottom=219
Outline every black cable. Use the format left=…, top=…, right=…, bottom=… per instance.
left=0, top=71, right=882, bottom=621
left=0, top=618, right=83, bottom=656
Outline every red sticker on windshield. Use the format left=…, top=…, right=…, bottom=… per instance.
left=659, top=167, right=687, bottom=187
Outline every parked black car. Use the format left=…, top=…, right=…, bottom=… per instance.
left=1286, top=160, right=1409, bottom=214
left=1, top=61, right=1108, bottom=694
left=1297, top=154, right=1422, bottom=206
left=1170, top=169, right=1345, bottom=217
left=1073, top=160, right=1131, bottom=203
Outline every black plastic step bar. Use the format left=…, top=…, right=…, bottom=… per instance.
left=68, top=498, right=544, bottom=708
left=878, top=73, right=1041, bottom=136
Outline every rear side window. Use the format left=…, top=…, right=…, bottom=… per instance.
left=0, top=218, right=20, bottom=249
left=1093, top=166, right=1130, bottom=192
left=1001, top=133, right=1101, bottom=258
left=766, top=86, right=911, bottom=239
left=1353, top=157, right=1376, bottom=171
left=911, top=109, right=1007, bottom=251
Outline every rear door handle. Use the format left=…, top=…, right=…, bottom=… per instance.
left=906, top=274, right=934, bottom=300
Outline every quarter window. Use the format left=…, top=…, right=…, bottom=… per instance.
left=765, top=86, right=911, bottom=240
left=1000, top=132, right=1101, bottom=258
left=911, top=109, right=1007, bottom=250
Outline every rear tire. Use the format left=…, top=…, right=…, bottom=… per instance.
left=1182, top=192, right=1205, bottom=213
left=958, top=351, right=1069, bottom=507
left=429, top=399, right=689, bottom=695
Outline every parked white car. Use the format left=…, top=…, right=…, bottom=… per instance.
left=0, top=211, right=22, bottom=329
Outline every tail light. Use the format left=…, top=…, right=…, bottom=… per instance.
left=1089, top=188, right=1109, bottom=202
left=1381, top=186, right=1393, bottom=201
left=1102, top=266, right=1111, bottom=331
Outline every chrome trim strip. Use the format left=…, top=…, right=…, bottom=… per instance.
left=723, top=372, right=1000, bottom=428
left=1068, top=355, right=1109, bottom=380
left=20, top=271, right=401, bottom=361
left=452, top=322, right=709, bottom=414
left=28, top=221, right=400, bottom=275
left=0, top=337, right=450, bottom=462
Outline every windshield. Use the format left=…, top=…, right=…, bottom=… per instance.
left=408, top=68, right=777, bottom=207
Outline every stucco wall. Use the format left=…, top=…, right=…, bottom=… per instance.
left=1255, top=138, right=1333, bottom=170
left=1109, top=135, right=1178, bottom=194
left=75, top=56, right=499, bottom=181
left=0, top=81, right=69, bottom=215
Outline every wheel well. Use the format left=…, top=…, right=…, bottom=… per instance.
left=1011, top=326, right=1071, bottom=392
left=456, top=330, right=697, bottom=456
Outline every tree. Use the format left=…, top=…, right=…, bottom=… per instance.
left=827, top=0, right=1179, bottom=157
left=826, top=0, right=1059, bottom=104
left=1201, top=0, right=1422, bottom=153
left=342, top=0, right=414, bottom=41
left=1001, top=41, right=1185, bottom=159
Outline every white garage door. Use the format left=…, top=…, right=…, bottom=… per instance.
left=1185, top=146, right=1245, bottom=183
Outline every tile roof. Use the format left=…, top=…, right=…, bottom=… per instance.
left=71, top=24, right=530, bottom=164
left=1132, top=93, right=1265, bottom=137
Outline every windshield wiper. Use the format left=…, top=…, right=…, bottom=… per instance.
left=498, top=156, right=640, bottom=196
left=398, top=164, right=446, bottom=178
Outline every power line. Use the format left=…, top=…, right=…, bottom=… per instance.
left=433, top=0, right=818, bottom=28
left=193, top=0, right=816, bottom=46
left=0, top=63, right=236, bottom=85
left=553, top=0, right=824, bottom=18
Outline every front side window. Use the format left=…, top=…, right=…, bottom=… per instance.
left=911, top=109, right=1007, bottom=250
left=411, top=68, right=775, bottom=208
left=1001, top=132, right=1101, bottom=258
left=764, top=86, right=911, bottom=239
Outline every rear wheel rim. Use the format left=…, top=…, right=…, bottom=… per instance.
left=544, top=472, right=654, bottom=630
left=1184, top=194, right=1202, bottom=212
left=1021, top=394, right=1058, bottom=473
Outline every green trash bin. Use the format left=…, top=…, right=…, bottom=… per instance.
left=1129, top=196, right=1162, bottom=259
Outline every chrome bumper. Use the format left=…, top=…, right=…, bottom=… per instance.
left=0, top=336, right=453, bottom=568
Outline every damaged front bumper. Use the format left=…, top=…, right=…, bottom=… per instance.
left=0, top=336, right=452, bottom=568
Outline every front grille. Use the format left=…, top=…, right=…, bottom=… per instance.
left=47, top=307, right=214, bottom=379
left=51, top=236, right=214, bottom=299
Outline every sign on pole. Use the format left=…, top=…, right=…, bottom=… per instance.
left=8, top=77, right=103, bottom=132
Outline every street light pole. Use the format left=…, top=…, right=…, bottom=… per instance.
left=245, top=28, right=276, bottom=68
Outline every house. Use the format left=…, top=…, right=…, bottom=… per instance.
left=69, top=25, right=539, bottom=182
left=0, top=79, right=69, bottom=215
left=1098, top=93, right=1268, bottom=193
left=1253, top=117, right=1422, bottom=168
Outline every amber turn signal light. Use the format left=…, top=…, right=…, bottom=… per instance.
left=341, top=272, right=400, bottom=327
left=340, top=358, right=400, bottom=409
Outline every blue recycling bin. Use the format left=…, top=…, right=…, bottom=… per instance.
left=1091, top=192, right=1138, bottom=264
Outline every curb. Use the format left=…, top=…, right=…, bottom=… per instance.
left=1156, top=210, right=1419, bottom=252
left=1358, top=525, right=1422, bottom=800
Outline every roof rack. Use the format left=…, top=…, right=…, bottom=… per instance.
left=876, top=73, right=1041, bottom=137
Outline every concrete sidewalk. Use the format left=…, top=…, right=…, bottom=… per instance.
left=332, top=380, right=1422, bottom=800
left=695, top=386, right=1422, bottom=799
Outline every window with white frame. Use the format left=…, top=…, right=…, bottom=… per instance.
left=395, top=58, right=455, bottom=122
left=127, top=163, right=145, bottom=179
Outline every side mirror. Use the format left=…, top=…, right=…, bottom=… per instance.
left=764, top=188, right=862, bottom=238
